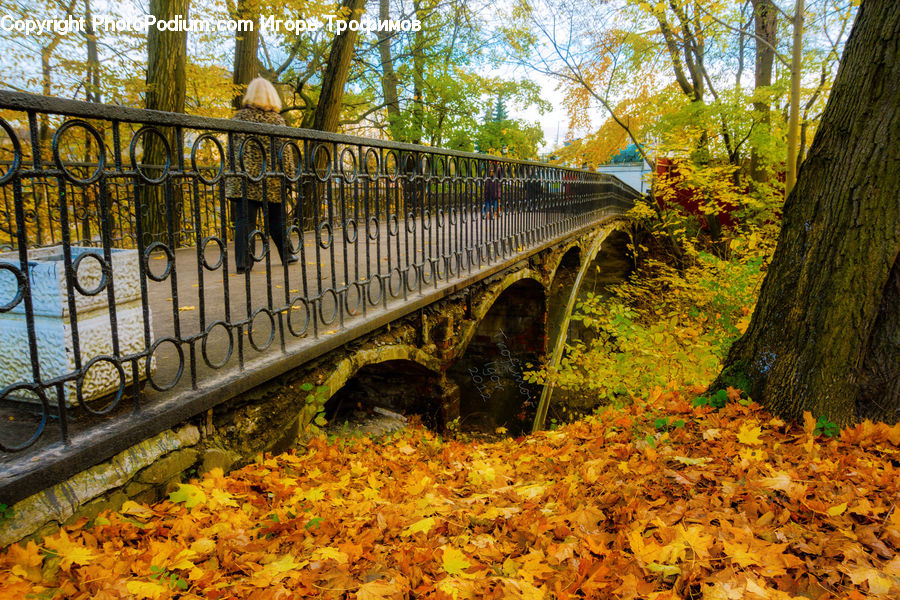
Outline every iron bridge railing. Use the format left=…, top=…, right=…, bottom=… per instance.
left=0, top=90, right=638, bottom=475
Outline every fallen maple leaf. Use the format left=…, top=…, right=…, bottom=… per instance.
left=168, top=483, right=207, bottom=508
left=356, top=579, right=404, bottom=600
left=43, top=530, right=97, bottom=570
left=737, top=423, right=763, bottom=445
left=441, top=546, right=471, bottom=575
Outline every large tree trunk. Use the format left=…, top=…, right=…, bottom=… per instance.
left=312, top=0, right=366, bottom=132
left=717, top=0, right=900, bottom=425
left=142, top=0, right=188, bottom=245
left=231, top=0, right=259, bottom=109
left=376, top=0, right=402, bottom=139
left=750, top=0, right=776, bottom=183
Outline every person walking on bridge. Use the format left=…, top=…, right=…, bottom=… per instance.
left=226, top=77, right=297, bottom=273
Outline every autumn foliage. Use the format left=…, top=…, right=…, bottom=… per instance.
left=2, top=390, right=899, bottom=599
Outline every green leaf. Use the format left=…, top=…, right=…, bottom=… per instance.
left=168, top=484, right=207, bottom=509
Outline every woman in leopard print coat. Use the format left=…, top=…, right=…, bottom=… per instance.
left=225, top=77, right=296, bottom=272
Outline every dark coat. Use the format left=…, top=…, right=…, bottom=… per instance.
left=225, top=107, right=295, bottom=204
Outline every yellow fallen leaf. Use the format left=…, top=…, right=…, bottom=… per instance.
left=125, top=580, right=169, bottom=599
left=43, top=530, right=98, bottom=570
left=403, top=516, right=437, bottom=537
left=827, top=502, right=847, bottom=516
left=737, top=423, right=763, bottom=445
left=311, top=546, right=348, bottom=564
left=442, top=546, right=471, bottom=575
left=178, top=305, right=196, bottom=311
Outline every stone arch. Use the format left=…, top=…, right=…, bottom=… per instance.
left=547, top=245, right=583, bottom=349
left=319, top=346, right=457, bottom=430
left=545, top=239, right=587, bottom=284
left=448, top=278, right=546, bottom=435
left=542, top=226, right=635, bottom=423
left=453, top=269, right=546, bottom=361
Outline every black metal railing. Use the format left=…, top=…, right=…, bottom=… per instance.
left=0, top=90, right=639, bottom=462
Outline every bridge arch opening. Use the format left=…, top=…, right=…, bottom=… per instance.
left=449, top=278, right=546, bottom=436
left=547, top=245, right=582, bottom=349
left=323, top=359, right=455, bottom=432
left=545, top=228, right=635, bottom=423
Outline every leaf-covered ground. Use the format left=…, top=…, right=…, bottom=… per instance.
left=2, top=389, right=900, bottom=599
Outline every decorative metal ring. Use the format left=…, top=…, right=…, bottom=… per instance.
left=280, top=141, right=303, bottom=182
left=344, top=281, right=363, bottom=316
left=406, top=212, right=416, bottom=233
left=0, top=118, right=22, bottom=185
left=201, top=320, right=233, bottom=369
left=340, top=147, right=358, bottom=183
left=239, top=137, right=267, bottom=182
left=363, top=147, right=380, bottom=177
left=385, top=149, right=400, bottom=181
left=345, top=218, right=358, bottom=243
left=420, top=154, right=431, bottom=176
left=200, top=236, right=225, bottom=270
left=367, top=216, right=379, bottom=240
left=147, top=337, right=184, bottom=391
left=76, top=355, right=125, bottom=415
left=55, top=120, right=106, bottom=185
left=144, top=241, right=174, bottom=282
left=444, top=254, right=456, bottom=278
left=318, top=221, right=333, bottom=249
left=319, top=288, right=338, bottom=325
left=287, top=296, right=310, bottom=337
left=434, top=156, right=446, bottom=180
left=422, top=210, right=431, bottom=230
left=191, top=133, right=225, bottom=185
left=286, top=224, right=302, bottom=254
left=366, top=275, right=383, bottom=305
left=249, top=229, right=268, bottom=262
left=0, top=263, right=25, bottom=312
left=421, top=260, right=435, bottom=285
left=388, top=267, right=404, bottom=298
left=405, top=264, right=419, bottom=292
left=128, top=126, right=171, bottom=184
left=248, top=307, right=275, bottom=352
left=388, top=213, right=399, bottom=236
left=72, top=251, right=108, bottom=296
left=449, top=207, right=457, bottom=225
left=0, top=382, right=49, bottom=452
left=447, top=156, right=457, bottom=178
left=313, top=144, right=332, bottom=182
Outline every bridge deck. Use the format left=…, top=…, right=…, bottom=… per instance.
left=0, top=208, right=624, bottom=499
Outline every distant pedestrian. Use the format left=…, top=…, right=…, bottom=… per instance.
left=485, top=161, right=501, bottom=217
left=225, top=77, right=297, bottom=273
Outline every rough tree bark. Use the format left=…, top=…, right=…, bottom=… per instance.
left=785, top=0, right=804, bottom=195
left=142, top=0, right=188, bottom=245
left=376, top=0, right=402, bottom=139
left=231, top=0, right=259, bottom=109
left=717, top=0, right=900, bottom=425
left=750, top=0, right=776, bottom=183
left=312, top=0, right=366, bottom=133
